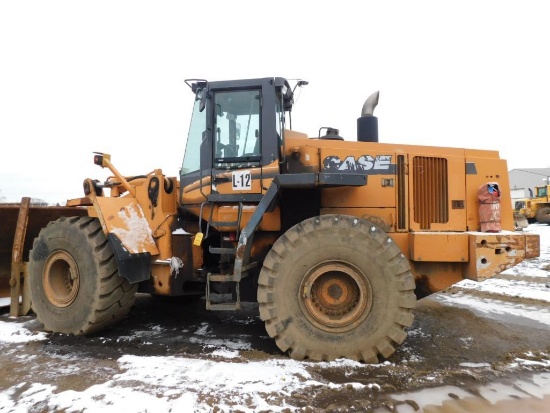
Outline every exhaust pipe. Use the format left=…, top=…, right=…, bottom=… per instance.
left=357, top=91, right=379, bottom=143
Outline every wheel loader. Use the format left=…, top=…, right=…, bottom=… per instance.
left=514, top=184, right=550, bottom=226
left=0, top=77, right=540, bottom=363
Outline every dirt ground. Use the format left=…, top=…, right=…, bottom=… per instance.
left=1, top=286, right=550, bottom=412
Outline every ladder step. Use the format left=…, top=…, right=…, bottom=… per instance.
left=209, top=247, right=236, bottom=255
left=207, top=302, right=241, bottom=311
left=209, top=274, right=236, bottom=282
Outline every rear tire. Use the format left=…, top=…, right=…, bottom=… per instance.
left=29, top=217, right=138, bottom=335
left=258, top=215, right=416, bottom=362
left=535, top=206, right=550, bottom=224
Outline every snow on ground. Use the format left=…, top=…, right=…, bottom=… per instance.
left=500, top=223, right=550, bottom=278
left=434, top=224, right=550, bottom=326
left=1, top=318, right=550, bottom=412
left=1, top=354, right=338, bottom=412
left=391, top=372, right=550, bottom=411
left=0, top=320, right=374, bottom=413
left=0, top=319, right=47, bottom=343
left=1, top=224, right=549, bottom=412
left=435, top=292, right=550, bottom=327
left=453, top=278, right=550, bottom=302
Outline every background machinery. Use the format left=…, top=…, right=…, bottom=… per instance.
left=515, top=184, right=550, bottom=225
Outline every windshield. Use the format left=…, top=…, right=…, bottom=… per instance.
left=214, top=90, right=261, bottom=163
left=181, top=99, right=206, bottom=175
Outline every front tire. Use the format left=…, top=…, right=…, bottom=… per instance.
left=29, top=216, right=138, bottom=335
left=258, top=215, right=416, bottom=362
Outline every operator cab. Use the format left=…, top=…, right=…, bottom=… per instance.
left=180, top=77, right=303, bottom=200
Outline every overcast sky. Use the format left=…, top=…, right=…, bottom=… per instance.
left=1, top=1, right=549, bottom=204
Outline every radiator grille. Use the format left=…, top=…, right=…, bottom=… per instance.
left=413, top=156, right=449, bottom=229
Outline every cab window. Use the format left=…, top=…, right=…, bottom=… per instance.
left=213, top=90, right=261, bottom=164
left=181, top=99, right=206, bottom=174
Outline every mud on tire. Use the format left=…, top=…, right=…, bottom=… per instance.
left=258, top=214, right=416, bottom=363
left=29, top=216, right=138, bottom=335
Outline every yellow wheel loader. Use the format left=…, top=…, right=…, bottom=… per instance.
left=0, top=77, right=540, bottom=362
left=515, top=184, right=550, bottom=226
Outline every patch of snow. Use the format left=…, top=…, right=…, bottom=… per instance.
left=189, top=336, right=252, bottom=352
left=434, top=293, right=550, bottom=326
left=0, top=320, right=48, bottom=343
left=459, top=362, right=491, bottom=368
left=211, top=349, right=240, bottom=359
left=456, top=278, right=550, bottom=302
left=391, top=373, right=550, bottom=411
left=172, top=228, right=191, bottom=235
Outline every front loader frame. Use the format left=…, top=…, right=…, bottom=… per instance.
left=9, top=197, right=31, bottom=317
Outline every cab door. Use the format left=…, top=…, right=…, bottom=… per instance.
left=210, top=89, right=264, bottom=197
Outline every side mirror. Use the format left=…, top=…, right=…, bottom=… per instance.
left=283, top=87, right=293, bottom=111
left=198, top=89, right=206, bottom=112
left=185, top=79, right=208, bottom=112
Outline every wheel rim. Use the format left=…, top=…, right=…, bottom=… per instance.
left=43, top=251, right=80, bottom=308
left=300, top=261, right=372, bottom=333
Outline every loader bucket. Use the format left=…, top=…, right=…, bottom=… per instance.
left=0, top=198, right=87, bottom=316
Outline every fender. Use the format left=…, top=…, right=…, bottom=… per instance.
left=93, top=197, right=157, bottom=283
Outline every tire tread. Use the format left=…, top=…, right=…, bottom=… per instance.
left=257, top=214, right=416, bottom=363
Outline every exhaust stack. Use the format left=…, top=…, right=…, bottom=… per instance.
left=357, top=91, right=379, bottom=143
